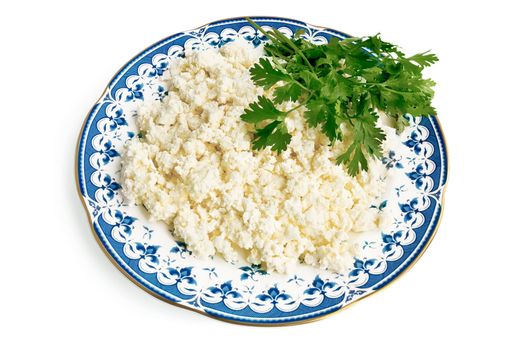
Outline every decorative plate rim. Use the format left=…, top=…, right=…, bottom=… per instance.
left=76, top=16, right=449, bottom=326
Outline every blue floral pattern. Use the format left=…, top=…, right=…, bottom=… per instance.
left=77, top=17, right=447, bottom=324
left=239, top=264, right=268, bottom=281
left=383, top=150, right=404, bottom=169
left=251, top=285, right=295, bottom=312
left=303, top=276, right=345, bottom=307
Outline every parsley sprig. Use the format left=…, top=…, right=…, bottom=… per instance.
left=240, top=18, right=438, bottom=176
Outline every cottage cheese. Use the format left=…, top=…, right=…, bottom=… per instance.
left=121, top=41, right=390, bottom=273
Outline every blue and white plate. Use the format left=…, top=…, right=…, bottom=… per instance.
left=76, top=17, right=448, bottom=325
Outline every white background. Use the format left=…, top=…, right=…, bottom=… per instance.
left=1, top=0, right=525, bottom=348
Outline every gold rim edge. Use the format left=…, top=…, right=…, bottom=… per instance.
left=75, top=15, right=449, bottom=327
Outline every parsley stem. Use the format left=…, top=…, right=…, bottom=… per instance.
left=283, top=94, right=313, bottom=114
left=280, top=37, right=316, bottom=73
left=364, top=82, right=409, bottom=95
left=260, top=54, right=312, bottom=95
left=292, top=80, right=311, bottom=94
left=247, top=17, right=315, bottom=74
left=376, top=85, right=415, bottom=96
left=283, top=103, right=305, bottom=114
left=268, top=61, right=312, bottom=94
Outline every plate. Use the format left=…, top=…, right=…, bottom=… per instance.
left=76, top=16, right=448, bottom=325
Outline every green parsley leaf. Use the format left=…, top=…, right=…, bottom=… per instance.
left=337, top=111, right=386, bottom=175
left=273, top=82, right=303, bottom=104
left=322, top=107, right=341, bottom=143
left=252, top=120, right=291, bottom=153
left=250, top=58, right=290, bottom=89
left=240, top=96, right=285, bottom=123
left=407, top=51, right=439, bottom=68
left=320, top=70, right=351, bottom=102
left=304, top=99, right=328, bottom=127
left=336, top=141, right=368, bottom=175
left=298, top=70, right=322, bottom=90
left=395, top=114, right=410, bottom=133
